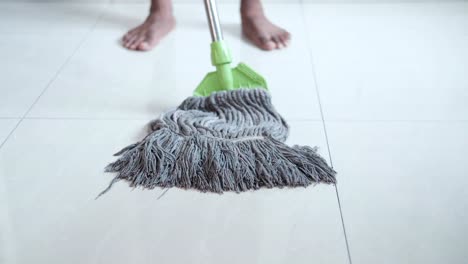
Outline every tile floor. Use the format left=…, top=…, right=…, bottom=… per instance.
left=0, top=1, right=467, bottom=264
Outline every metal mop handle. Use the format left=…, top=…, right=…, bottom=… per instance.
left=201, top=0, right=234, bottom=91
left=194, top=0, right=267, bottom=95
left=204, top=0, right=224, bottom=42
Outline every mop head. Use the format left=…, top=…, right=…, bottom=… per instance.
left=102, top=88, right=336, bottom=194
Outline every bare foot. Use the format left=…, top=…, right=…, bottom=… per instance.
left=242, top=15, right=291, bottom=51
left=122, top=13, right=175, bottom=51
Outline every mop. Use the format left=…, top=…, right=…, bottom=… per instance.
left=100, top=0, right=336, bottom=195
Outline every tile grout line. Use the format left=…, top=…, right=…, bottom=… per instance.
left=3, top=116, right=468, bottom=123
left=0, top=120, right=24, bottom=150
left=0, top=10, right=106, bottom=151
left=22, top=13, right=106, bottom=119
left=299, top=2, right=353, bottom=264
left=1, top=117, right=324, bottom=122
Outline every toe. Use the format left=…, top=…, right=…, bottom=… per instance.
left=123, top=33, right=134, bottom=47
left=278, top=34, right=289, bottom=47
left=126, top=35, right=140, bottom=50
left=282, top=30, right=291, bottom=41
left=137, top=35, right=159, bottom=51
left=137, top=41, right=152, bottom=51
left=272, top=36, right=283, bottom=49
left=122, top=32, right=135, bottom=46
left=259, top=36, right=276, bottom=51
left=122, top=33, right=131, bottom=42
left=130, top=37, right=145, bottom=50
left=281, top=31, right=291, bottom=46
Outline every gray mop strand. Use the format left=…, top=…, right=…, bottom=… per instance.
left=100, top=88, right=336, bottom=196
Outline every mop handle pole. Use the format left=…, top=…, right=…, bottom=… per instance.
left=204, top=0, right=224, bottom=42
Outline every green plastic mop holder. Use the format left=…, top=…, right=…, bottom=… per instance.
left=193, top=40, right=268, bottom=97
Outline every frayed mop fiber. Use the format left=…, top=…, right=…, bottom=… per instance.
left=102, top=88, right=336, bottom=195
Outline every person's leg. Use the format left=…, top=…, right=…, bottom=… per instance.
left=122, top=0, right=175, bottom=51
left=241, top=0, right=290, bottom=51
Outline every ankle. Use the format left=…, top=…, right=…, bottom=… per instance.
left=241, top=12, right=265, bottom=21
left=147, top=10, right=174, bottom=22
left=240, top=0, right=265, bottom=19
left=149, top=4, right=173, bottom=18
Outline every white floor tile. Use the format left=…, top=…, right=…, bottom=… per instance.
left=0, top=120, right=18, bottom=145
left=304, top=3, right=468, bottom=121
left=0, top=35, right=85, bottom=118
left=0, top=3, right=107, bottom=34
left=29, top=3, right=322, bottom=120
left=327, top=121, right=468, bottom=264
left=0, top=119, right=346, bottom=264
